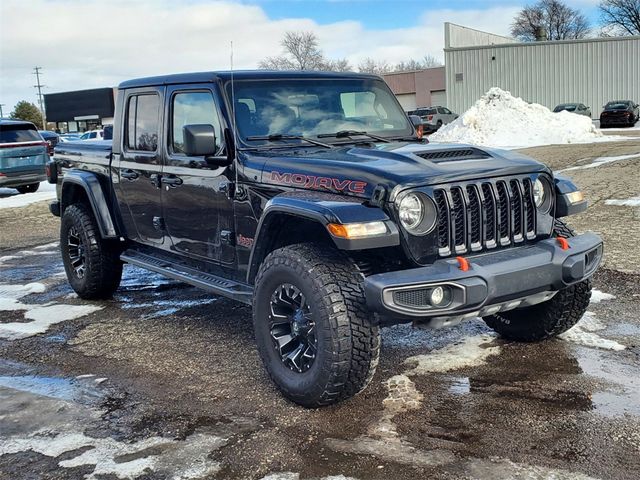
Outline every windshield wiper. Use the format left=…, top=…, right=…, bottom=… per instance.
left=246, top=133, right=333, bottom=149
left=317, top=130, right=391, bottom=143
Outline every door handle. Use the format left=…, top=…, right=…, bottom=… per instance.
left=161, top=175, right=183, bottom=187
left=121, top=169, right=139, bottom=180
left=150, top=173, right=161, bottom=189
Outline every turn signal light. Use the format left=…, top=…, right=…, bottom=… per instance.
left=327, top=221, right=388, bottom=239
left=565, top=191, right=584, bottom=204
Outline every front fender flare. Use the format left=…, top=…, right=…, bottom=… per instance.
left=247, top=192, right=399, bottom=283
left=554, top=174, right=588, bottom=218
left=61, top=170, right=118, bottom=239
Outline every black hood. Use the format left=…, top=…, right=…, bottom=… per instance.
left=255, top=142, right=549, bottom=201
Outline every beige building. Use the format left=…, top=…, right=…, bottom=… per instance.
left=383, top=67, right=446, bottom=111
left=445, top=23, right=640, bottom=117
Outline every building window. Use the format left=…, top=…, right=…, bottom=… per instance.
left=455, top=73, right=464, bottom=82
left=126, top=94, right=159, bottom=152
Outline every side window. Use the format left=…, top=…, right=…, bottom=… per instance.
left=171, top=91, right=222, bottom=154
left=89, top=132, right=96, bottom=139
left=126, top=94, right=160, bottom=152
left=437, top=107, right=446, bottom=114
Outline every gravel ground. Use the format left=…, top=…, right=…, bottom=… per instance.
left=0, top=137, right=639, bottom=480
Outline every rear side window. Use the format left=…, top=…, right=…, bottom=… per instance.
left=126, top=94, right=160, bottom=151
left=171, top=91, right=222, bottom=154
left=0, top=124, right=42, bottom=144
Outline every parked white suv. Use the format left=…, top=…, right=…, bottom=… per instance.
left=407, top=106, right=458, bottom=132
left=79, top=129, right=104, bottom=141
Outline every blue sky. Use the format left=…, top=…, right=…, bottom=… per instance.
left=253, top=0, right=601, bottom=29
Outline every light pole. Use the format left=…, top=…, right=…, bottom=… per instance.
left=33, top=66, right=47, bottom=129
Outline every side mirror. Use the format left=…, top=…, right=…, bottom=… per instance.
left=409, top=115, right=422, bottom=128
left=183, top=124, right=217, bottom=156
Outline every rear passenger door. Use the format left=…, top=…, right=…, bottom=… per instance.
left=117, top=88, right=165, bottom=245
left=161, top=85, right=235, bottom=266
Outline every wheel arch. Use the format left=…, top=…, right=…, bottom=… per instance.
left=61, top=170, right=118, bottom=239
left=246, top=193, right=399, bottom=284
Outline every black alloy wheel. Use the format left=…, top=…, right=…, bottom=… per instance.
left=67, top=225, right=87, bottom=279
left=269, top=283, right=317, bottom=373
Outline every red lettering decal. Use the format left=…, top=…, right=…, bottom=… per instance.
left=271, top=171, right=291, bottom=183
left=315, top=177, right=333, bottom=190
left=349, top=181, right=367, bottom=194
left=305, top=175, right=316, bottom=188
left=291, top=173, right=307, bottom=185
left=332, top=178, right=351, bottom=191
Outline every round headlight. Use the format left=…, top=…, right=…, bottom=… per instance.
left=398, top=193, right=438, bottom=234
left=533, top=178, right=546, bottom=208
left=399, top=193, right=423, bottom=230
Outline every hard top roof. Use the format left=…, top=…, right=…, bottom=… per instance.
left=118, top=70, right=382, bottom=89
left=0, top=118, right=38, bottom=127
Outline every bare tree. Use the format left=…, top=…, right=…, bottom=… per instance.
left=393, top=55, right=443, bottom=72
left=511, top=0, right=590, bottom=40
left=358, top=57, right=392, bottom=75
left=259, top=31, right=351, bottom=71
left=599, top=0, right=640, bottom=35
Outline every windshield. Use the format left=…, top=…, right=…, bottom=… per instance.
left=227, top=78, right=413, bottom=145
left=605, top=102, right=629, bottom=110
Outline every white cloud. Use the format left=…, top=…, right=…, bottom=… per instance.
left=0, top=0, right=519, bottom=113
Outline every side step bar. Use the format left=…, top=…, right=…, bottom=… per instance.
left=120, top=249, right=253, bottom=305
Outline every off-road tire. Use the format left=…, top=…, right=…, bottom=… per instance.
left=483, top=219, right=591, bottom=342
left=253, top=243, right=380, bottom=407
left=60, top=204, right=122, bottom=300
left=16, top=183, right=40, bottom=194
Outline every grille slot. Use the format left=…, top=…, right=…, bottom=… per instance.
left=433, top=177, right=538, bottom=257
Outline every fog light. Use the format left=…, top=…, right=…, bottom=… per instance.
left=430, top=286, right=445, bottom=305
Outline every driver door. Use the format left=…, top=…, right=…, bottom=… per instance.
left=161, top=85, right=235, bottom=267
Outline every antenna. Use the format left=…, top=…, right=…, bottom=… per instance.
left=230, top=41, right=240, bottom=189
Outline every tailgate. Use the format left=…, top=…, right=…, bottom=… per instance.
left=0, top=142, right=47, bottom=174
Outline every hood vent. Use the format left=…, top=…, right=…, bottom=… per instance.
left=414, top=148, right=490, bottom=162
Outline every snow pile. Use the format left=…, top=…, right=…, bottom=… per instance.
left=430, top=87, right=604, bottom=148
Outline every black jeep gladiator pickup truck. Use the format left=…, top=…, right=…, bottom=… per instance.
left=49, top=71, right=602, bottom=407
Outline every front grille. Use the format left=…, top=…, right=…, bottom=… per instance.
left=434, top=177, right=537, bottom=257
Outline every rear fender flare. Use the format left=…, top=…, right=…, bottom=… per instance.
left=61, top=170, right=118, bottom=239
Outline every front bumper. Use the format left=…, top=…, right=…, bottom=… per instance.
left=364, top=232, right=603, bottom=323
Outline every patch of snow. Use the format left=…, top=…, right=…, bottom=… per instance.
left=0, top=182, right=57, bottom=209
left=404, top=334, right=500, bottom=375
left=559, top=312, right=626, bottom=351
left=430, top=88, right=624, bottom=149
left=0, top=429, right=225, bottom=480
left=260, top=474, right=299, bottom=480
left=559, top=153, right=640, bottom=172
left=605, top=196, right=640, bottom=207
left=0, top=243, right=59, bottom=266
left=464, top=456, right=600, bottom=479
left=590, top=290, right=616, bottom=304
left=0, top=282, right=102, bottom=340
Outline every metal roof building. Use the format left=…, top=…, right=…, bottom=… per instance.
left=444, top=23, right=640, bottom=118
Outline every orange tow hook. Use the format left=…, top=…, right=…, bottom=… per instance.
left=456, top=256, right=470, bottom=271
left=557, top=237, right=570, bottom=250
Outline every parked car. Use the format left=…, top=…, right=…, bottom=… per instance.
left=50, top=70, right=601, bottom=407
left=600, top=100, right=639, bottom=128
left=0, top=119, right=47, bottom=194
left=59, top=133, right=81, bottom=142
left=39, top=130, right=60, bottom=156
left=407, top=106, right=458, bottom=132
left=79, top=129, right=105, bottom=141
left=553, top=103, right=591, bottom=118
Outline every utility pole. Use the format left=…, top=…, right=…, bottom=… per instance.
left=33, top=66, right=46, bottom=129
left=0, top=104, right=5, bottom=118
